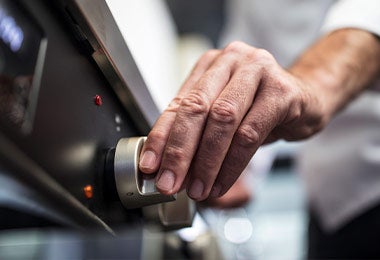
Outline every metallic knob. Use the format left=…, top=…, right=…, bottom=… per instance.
left=142, top=192, right=196, bottom=230
left=113, top=137, right=175, bottom=209
left=158, top=190, right=196, bottom=229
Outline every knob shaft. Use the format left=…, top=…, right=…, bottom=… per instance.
left=113, top=137, right=176, bottom=209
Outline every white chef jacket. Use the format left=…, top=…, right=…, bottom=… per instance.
left=221, top=0, right=380, bottom=231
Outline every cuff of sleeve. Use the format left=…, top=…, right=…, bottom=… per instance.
left=321, top=0, right=380, bottom=37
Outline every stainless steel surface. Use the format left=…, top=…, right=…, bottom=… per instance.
left=142, top=190, right=196, bottom=229
left=158, top=191, right=196, bottom=229
left=114, top=137, right=175, bottom=209
left=0, top=0, right=146, bottom=230
left=112, top=136, right=195, bottom=227
left=0, top=131, right=114, bottom=235
left=65, top=0, right=161, bottom=134
left=1, top=0, right=193, bottom=233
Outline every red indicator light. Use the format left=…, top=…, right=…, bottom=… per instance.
left=94, top=95, right=103, bottom=106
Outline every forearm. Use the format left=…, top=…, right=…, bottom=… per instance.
left=289, top=29, right=380, bottom=121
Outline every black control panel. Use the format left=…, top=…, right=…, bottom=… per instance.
left=0, top=0, right=157, bottom=231
left=0, top=0, right=45, bottom=134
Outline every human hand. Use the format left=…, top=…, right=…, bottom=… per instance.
left=139, top=41, right=326, bottom=201
left=199, top=172, right=252, bottom=209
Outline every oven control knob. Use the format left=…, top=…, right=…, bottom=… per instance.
left=109, top=137, right=176, bottom=209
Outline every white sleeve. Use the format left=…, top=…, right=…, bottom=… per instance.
left=321, top=0, right=380, bottom=36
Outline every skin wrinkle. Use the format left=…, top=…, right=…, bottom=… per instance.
left=140, top=29, right=380, bottom=201
left=251, top=93, right=279, bottom=130
left=165, top=97, right=183, bottom=112
left=211, top=74, right=288, bottom=194
left=180, top=91, right=211, bottom=117
left=148, top=129, right=168, bottom=145
left=210, top=98, right=240, bottom=125
left=155, top=53, right=234, bottom=195
left=187, top=111, right=236, bottom=199
left=169, top=117, right=201, bottom=148
left=222, top=65, right=264, bottom=120
left=235, top=124, right=261, bottom=148
left=205, top=128, right=226, bottom=149
left=162, top=145, right=188, bottom=165
left=185, top=60, right=263, bottom=200
left=196, top=127, right=231, bottom=166
left=226, top=68, right=259, bottom=104
left=198, top=51, right=280, bottom=198
left=218, top=66, right=283, bottom=193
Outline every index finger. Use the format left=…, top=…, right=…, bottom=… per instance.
left=153, top=50, right=241, bottom=195
left=139, top=50, right=221, bottom=174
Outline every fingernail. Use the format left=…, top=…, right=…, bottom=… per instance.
left=188, top=179, right=204, bottom=200
left=139, top=151, right=156, bottom=170
left=210, top=184, right=222, bottom=198
left=156, top=170, right=175, bottom=192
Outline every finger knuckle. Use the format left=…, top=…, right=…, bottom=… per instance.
left=201, top=49, right=220, bottom=61
left=276, top=83, right=306, bottom=122
left=165, top=97, right=182, bottom=112
left=224, top=41, right=248, bottom=54
left=148, top=129, right=167, bottom=142
left=287, top=97, right=304, bottom=122
left=270, top=81, right=293, bottom=104
left=303, top=116, right=326, bottom=137
left=223, top=44, right=276, bottom=70
left=255, top=48, right=275, bottom=62
left=198, top=156, right=220, bottom=176
left=210, top=99, right=239, bottom=125
left=181, top=91, right=210, bottom=117
left=235, top=125, right=260, bottom=147
left=165, top=145, right=187, bottom=162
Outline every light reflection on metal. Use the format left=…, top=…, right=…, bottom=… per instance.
left=115, top=114, right=122, bottom=132
left=0, top=132, right=114, bottom=233
left=0, top=7, right=24, bottom=52
left=114, top=137, right=175, bottom=209
left=177, top=213, right=209, bottom=242
left=114, top=114, right=122, bottom=124
left=67, top=0, right=161, bottom=134
left=61, top=142, right=96, bottom=170
left=158, top=190, right=196, bottom=229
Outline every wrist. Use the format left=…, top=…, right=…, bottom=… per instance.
left=289, top=66, right=336, bottom=123
left=290, top=29, right=380, bottom=124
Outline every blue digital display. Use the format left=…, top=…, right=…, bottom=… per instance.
left=0, top=7, right=24, bottom=52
